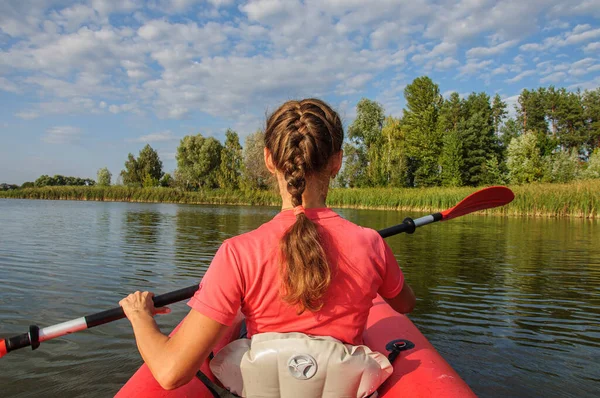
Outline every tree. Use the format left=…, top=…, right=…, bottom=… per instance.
left=583, top=148, right=600, bottom=178
left=341, top=98, right=385, bottom=187
left=176, top=134, right=223, bottom=189
left=402, top=76, right=443, bottom=187
left=138, top=144, right=164, bottom=185
left=34, top=174, right=94, bottom=187
left=479, top=155, right=506, bottom=186
left=491, top=94, right=508, bottom=137
left=380, top=116, right=408, bottom=187
left=440, top=128, right=463, bottom=187
left=543, top=149, right=581, bottom=183
left=21, top=182, right=34, bottom=188
left=437, top=92, right=464, bottom=187
left=97, top=167, right=112, bottom=186
left=582, top=88, right=600, bottom=155
left=500, top=118, right=521, bottom=155
left=338, top=143, right=368, bottom=188
left=555, top=90, right=585, bottom=153
left=160, top=173, right=173, bottom=187
left=241, top=130, right=271, bottom=190
left=506, top=132, right=544, bottom=184
left=120, top=144, right=163, bottom=187
left=460, top=92, right=498, bottom=186
left=218, top=129, right=243, bottom=189
left=517, top=89, right=548, bottom=134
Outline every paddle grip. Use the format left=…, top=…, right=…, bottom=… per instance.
left=86, top=285, right=200, bottom=328
left=152, top=284, right=199, bottom=308
left=378, top=221, right=412, bottom=238
left=4, top=332, right=31, bottom=353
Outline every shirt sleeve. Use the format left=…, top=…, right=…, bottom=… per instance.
left=187, top=240, right=243, bottom=326
left=377, top=238, right=405, bottom=299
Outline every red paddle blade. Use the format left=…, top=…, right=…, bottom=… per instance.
left=0, top=340, right=6, bottom=358
left=441, top=186, right=514, bottom=221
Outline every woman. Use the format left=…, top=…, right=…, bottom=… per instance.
left=119, top=98, right=416, bottom=392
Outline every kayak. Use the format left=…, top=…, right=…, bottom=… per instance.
left=116, top=295, right=476, bottom=397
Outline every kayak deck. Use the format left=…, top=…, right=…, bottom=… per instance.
left=116, top=296, right=475, bottom=397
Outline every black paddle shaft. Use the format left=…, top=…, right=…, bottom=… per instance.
left=86, top=285, right=201, bottom=327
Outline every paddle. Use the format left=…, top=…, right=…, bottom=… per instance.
left=0, top=185, right=514, bottom=358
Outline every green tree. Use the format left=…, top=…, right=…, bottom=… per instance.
left=341, top=98, right=385, bottom=187
left=555, top=90, right=585, bottom=152
left=34, top=175, right=94, bottom=187
left=241, top=130, right=271, bottom=190
left=97, top=167, right=112, bottom=186
left=176, top=134, right=223, bottom=189
left=518, top=88, right=555, bottom=156
left=506, top=132, right=544, bottom=184
left=518, top=89, right=548, bottom=135
left=460, top=92, right=498, bottom=186
left=440, top=128, right=463, bottom=187
left=491, top=94, right=508, bottom=137
left=338, top=143, right=368, bottom=188
left=500, top=118, right=521, bottom=154
left=582, top=88, right=600, bottom=155
left=583, top=148, right=600, bottom=179
left=160, top=173, right=173, bottom=187
left=380, top=116, right=408, bottom=187
left=218, top=129, right=243, bottom=189
left=120, top=144, right=163, bottom=187
left=21, top=182, right=34, bottom=188
left=543, top=149, right=581, bottom=183
left=437, top=92, right=464, bottom=187
left=479, top=155, right=506, bottom=185
left=402, top=76, right=443, bottom=187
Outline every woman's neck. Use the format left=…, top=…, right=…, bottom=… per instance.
left=277, top=174, right=329, bottom=210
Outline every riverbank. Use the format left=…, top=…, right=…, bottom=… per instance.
left=1, top=180, right=598, bottom=218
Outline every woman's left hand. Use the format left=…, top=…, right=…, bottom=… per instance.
left=119, top=291, right=171, bottom=321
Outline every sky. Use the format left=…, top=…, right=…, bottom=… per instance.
left=1, top=0, right=599, bottom=184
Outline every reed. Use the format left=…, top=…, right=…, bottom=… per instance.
left=1, top=180, right=598, bottom=218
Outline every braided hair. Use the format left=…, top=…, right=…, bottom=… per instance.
left=264, top=99, right=344, bottom=313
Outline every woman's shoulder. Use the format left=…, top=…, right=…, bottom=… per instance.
left=324, top=214, right=383, bottom=244
left=221, top=218, right=282, bottom=251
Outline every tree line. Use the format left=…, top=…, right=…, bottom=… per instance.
left=340, top=77, right=600, bottom=188
left=5, top=76, right=599, bottom=191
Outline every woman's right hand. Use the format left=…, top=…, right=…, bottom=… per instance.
left=119, top=291, right=171, bottom=322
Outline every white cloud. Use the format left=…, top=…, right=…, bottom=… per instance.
left=584, top=42, right=600, bottom=53
left=506, top=70, right=536, bottom=83
left=459, top=59, right=493, bottom=75
left=15, top=111, right=39, bottom=120
left=569, top=58, right=598, bottom=77
left=520, top=24, right=600, bottom=51
left=0, top=77, right=21, bottom=93
left=411, top=41, right=456, bottom=63
left=42, top=126, right=82, bottom=144
left=492, top=66, right=509, bottom=75
left=467, top=40, right=519, bottom=58
left=131, top=131, right=178, bottom=143
left=540, top=71, right=567, bottom=83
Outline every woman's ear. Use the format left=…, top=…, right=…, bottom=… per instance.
left=264, top=147, right=277, bottom=175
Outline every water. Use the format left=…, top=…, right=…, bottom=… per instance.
left=0, top=199, right=598, bottom=397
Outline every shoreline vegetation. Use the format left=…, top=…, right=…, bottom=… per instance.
left=1, top=180, right=598, bottom=219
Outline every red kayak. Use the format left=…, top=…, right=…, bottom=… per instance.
left=116, top=295, right=475, bottom=397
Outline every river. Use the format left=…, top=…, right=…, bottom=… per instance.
left=0, top=199, right=598, bottom=397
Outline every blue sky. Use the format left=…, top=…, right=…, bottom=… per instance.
left=1, top=0, right=599, bottom=184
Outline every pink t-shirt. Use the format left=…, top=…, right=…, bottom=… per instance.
left=187, top=208, right=404, bottom=345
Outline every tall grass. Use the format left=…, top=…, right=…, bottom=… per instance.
left=1, top=180, right=598, bottom=218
